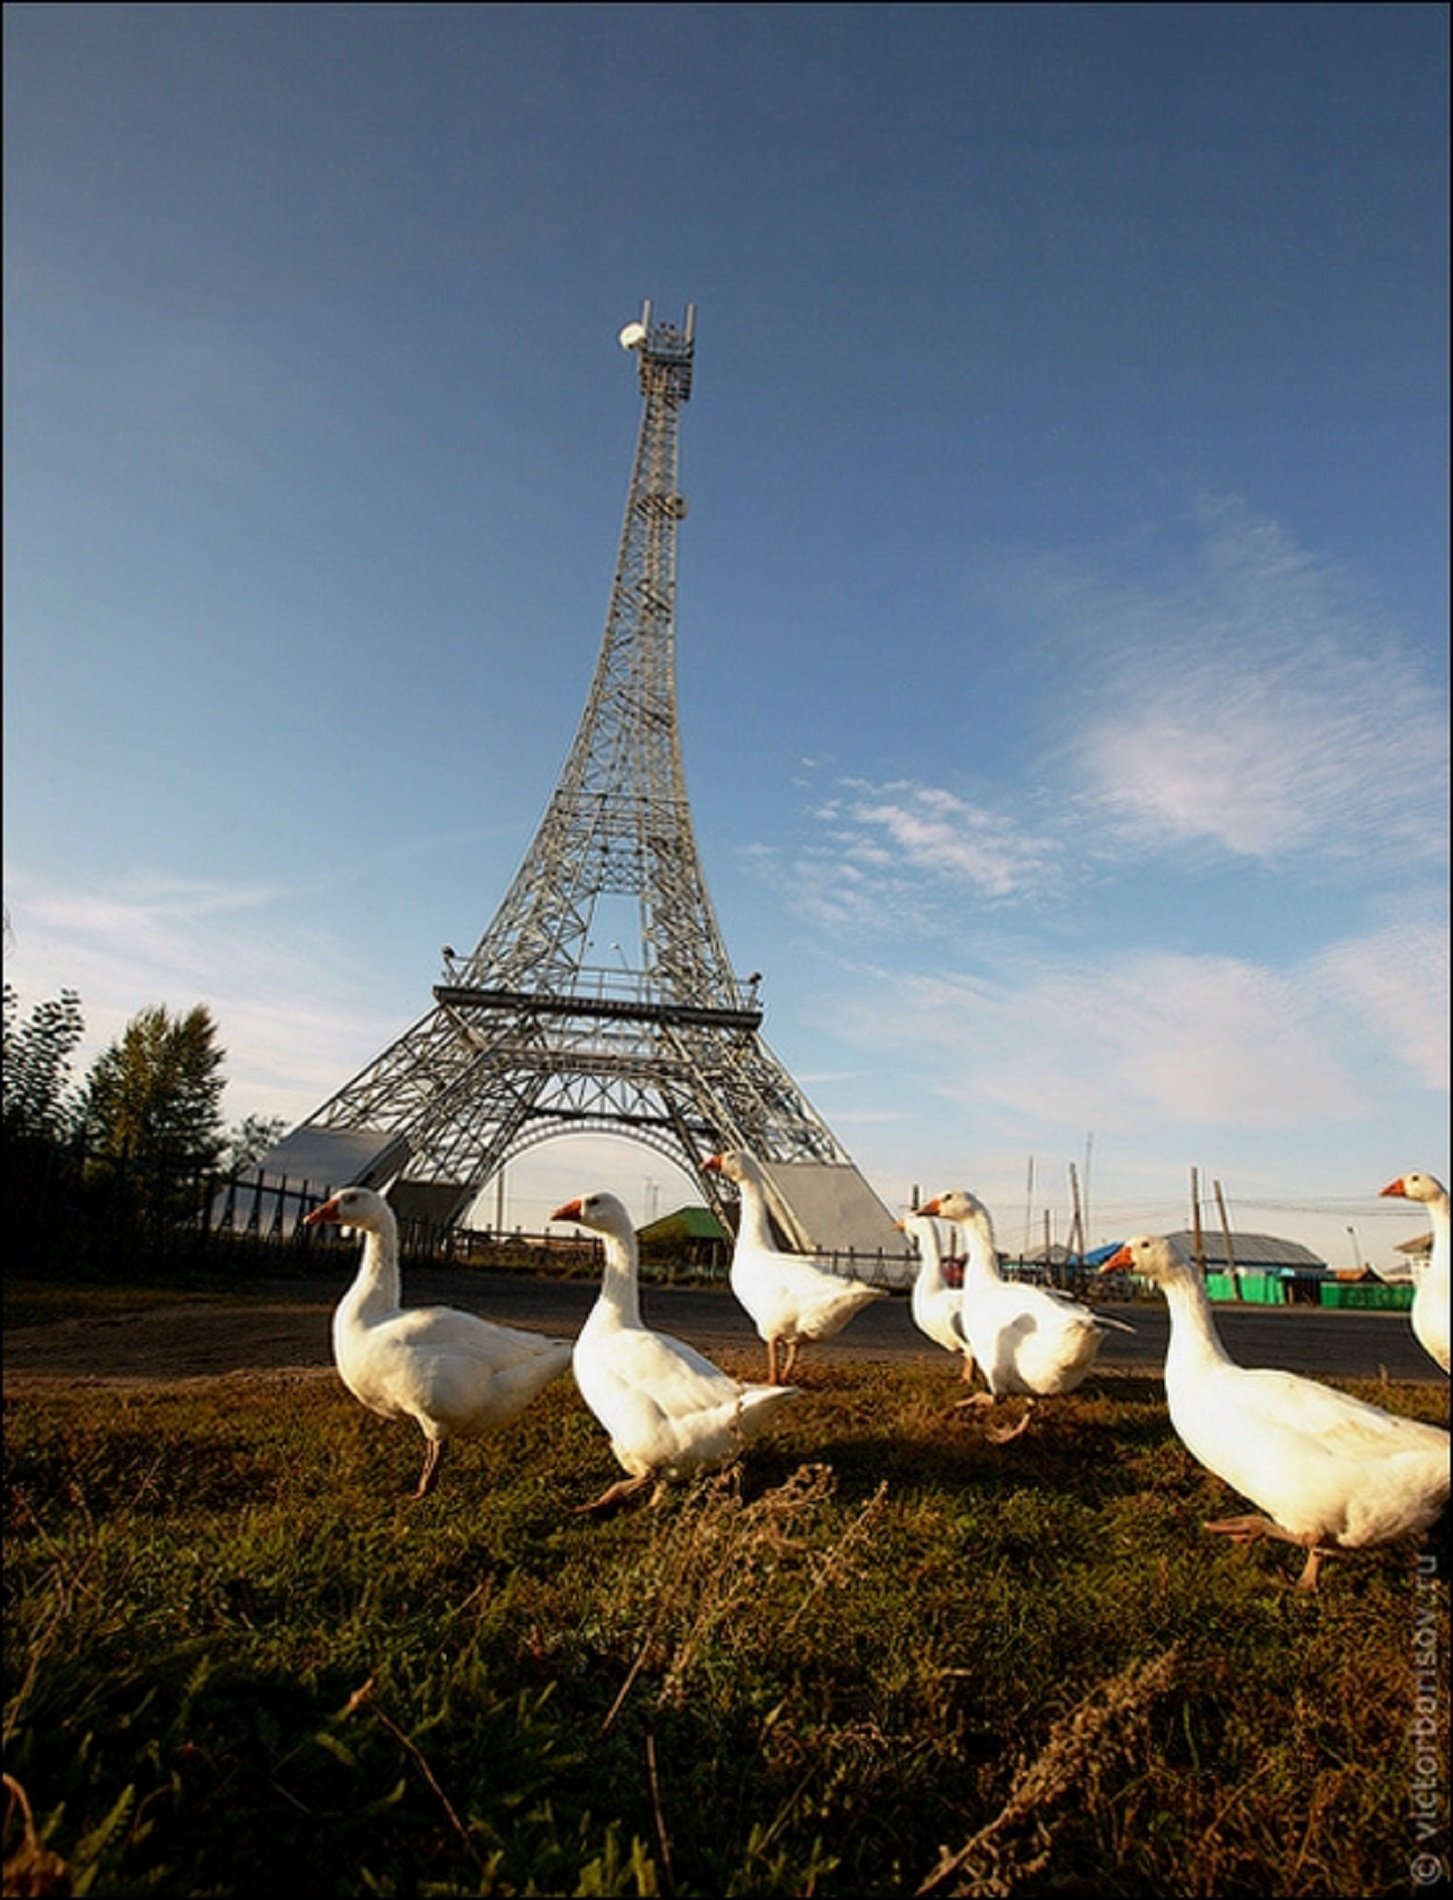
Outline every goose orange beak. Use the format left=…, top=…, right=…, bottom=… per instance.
left=703, top=1154, right=724, bottom=1172
left=1099, top=1244, right=1135, bottom=1273
left=305, top=1196, right=341, bottom=1226
left=552, top=1198, right=583, bottom=1222
left=915, top=1196, right=943, bottom=1217
left=1379, top=1177, right=1408, bottom=1198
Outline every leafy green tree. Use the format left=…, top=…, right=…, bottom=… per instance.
left=84, top=1003, right=228, bottom=1174
left=224, top=1112, right=289, bottom=1174
left=3, top=984, right=85, bottom=1143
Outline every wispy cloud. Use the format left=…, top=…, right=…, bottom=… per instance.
left=1057, top=497, right=1449, bottom=866
left=743, top=779, right=1060, bottom=939
left=837, top=949, right=1354, bottom=1137
left=1313, top=916, right=1450, bottom=1093
left=832, top=780, right=1059, bottom=899
left=774, top=501, right=1447, bottom=944
left=813, top=897, right=1448, bottom=1153
left=4, top=868, right=403, bottom=1121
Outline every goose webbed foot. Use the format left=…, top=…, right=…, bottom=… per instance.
left=952, top=1392, right=1034, bottom=1442
left=1203, top=1512, right=1283, bottom=1547
left=1203, top=1514, right=1329, bottom=1590
left=1294, top=1547, right=1327, bottom=1592
left=952, top=1391, right=998, bottom=1413
left=985, top=1401, right=1035, bottom=1444
left=575, top=1474, right=654, bottom=1516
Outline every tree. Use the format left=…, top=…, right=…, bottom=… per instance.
left=3, top=985, right=85, bottom=1144
left=84, top=1004, right=228, bottom=1175
left=224, top=1113, right=289, bottom=1175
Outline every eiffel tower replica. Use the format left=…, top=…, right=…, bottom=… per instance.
left=267, top=302, right=901, bottom=1259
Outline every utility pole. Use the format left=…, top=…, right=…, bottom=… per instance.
left=1067, top=1161, right=1085, bottom=1279
left=1213, top=1178, right=1242, bottom=1302
left=1189, top=1167, right=1208, bottom=1278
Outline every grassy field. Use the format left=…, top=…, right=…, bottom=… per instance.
left=4, top=1317, right=1449, bottom=1897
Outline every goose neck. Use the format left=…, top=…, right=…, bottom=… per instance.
left=914, top=1233, right=946, bottom=1297
left=590, top=1226, right=643, bottom=1330
left=1426, top=1191, right=1450, bottom=1286
left=961, top=1220, right=1003, bottom=1287
left=1160, top=1265, right=1234, bottom=1377
left=733, top=1172, right=778, bottom=1251
left=340, top=1225, right=400, bottom=1326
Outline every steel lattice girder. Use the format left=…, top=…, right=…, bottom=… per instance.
left=292, top=302, right=890, bottom=1248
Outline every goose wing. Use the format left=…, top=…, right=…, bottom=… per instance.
left=1213, top=1365, right=1449, bottom=1459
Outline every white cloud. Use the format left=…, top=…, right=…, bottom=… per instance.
left=1314, top=918, right=1450, bottom=1092
left=4, top=867, right=403, bottom=1123
left=778, top=502, right=1447, bottom=945
left=739, top=840, right=944, bottom=939
left=814, top=914, right=1451, bottom=1141
left=838, top=779, right=1059, bottom=900
left=858, top=949, right=1355, bottom=1137
left=1061, top=498, right=1448, bottom=866
left=744, top=779, right=1060, bottom=941
left=790, top=886, right=1447, bottom=1261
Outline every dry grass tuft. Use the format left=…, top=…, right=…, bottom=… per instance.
left=4, top=1358, right=1446, bottom=1896
left=917, top=1646, right=1183, bottom=1897
left=600, top=1462, right=890, bottom=1729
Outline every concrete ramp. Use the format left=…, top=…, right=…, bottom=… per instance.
left=211, top=1125, right=411, bottom=1235
left=252, top=1125, right=410, bottom=1193
left=245, top=1130, right=477, bottom=1226
left=755, top=1160, right=911, bottom=1285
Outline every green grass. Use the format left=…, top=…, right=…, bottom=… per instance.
left=4, top=1357, right=1448, bottom=1896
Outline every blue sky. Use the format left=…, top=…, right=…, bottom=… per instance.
left=5, top=3, right=1448, bottom=1268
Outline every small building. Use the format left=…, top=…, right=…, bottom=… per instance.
left=636, top=1205, right=728, bottom=1272
left=1167, top=1230, right=1329, bottom=1305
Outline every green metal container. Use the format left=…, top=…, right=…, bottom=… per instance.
left=1204, top=1272, right=1286, bottom=1304
left=1319, top=1281, right=1415, bottom=1310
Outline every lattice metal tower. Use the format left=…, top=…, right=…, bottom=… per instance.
left=284, top=302, right=898, bottom=1251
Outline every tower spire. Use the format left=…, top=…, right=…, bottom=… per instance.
left=451, top=301, right=732, bottom=1009
left=275, top=303, right=902, bottom=1261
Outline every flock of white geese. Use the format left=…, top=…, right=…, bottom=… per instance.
left=304, top=1156, right=1449, bottom=1592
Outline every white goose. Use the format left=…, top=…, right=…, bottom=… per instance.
left=915, top=1188, right=1131, bottom=1440
left=1102, top=1234, right=1450, bottom=1589
left=554, top=1191, right=798, bottom=1511
left=704, top=1149, right=888, bottom=1384
left=306, top=1185, right=573, bottom=1497
left=901, top=1211, right=975, bottom=1386
left=1380, top=1171, right=1450, bottom=1375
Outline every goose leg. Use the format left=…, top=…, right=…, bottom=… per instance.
left=985, top=1399, right=1035, bottom=1444
left=1203, top=1512, right=1280, bottom=1545
left=1203, top=1514, right=1331, bottom=1590
left=779, top=1339, right=800, bottom=1383
left=951, top=1391, right=1033, bottom=1441
left=766, top=1337, right=780, bottom=1386
left=575, top=1474, right=653, bottom=1516
left=1294, top=1546, right=1326, bottom=1592
left=413, top=1439, right=444, bottom=1499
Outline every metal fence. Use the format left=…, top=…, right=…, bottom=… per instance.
left=7, top=1135, right=926, bottom=1290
